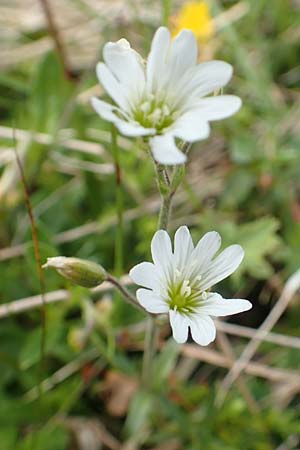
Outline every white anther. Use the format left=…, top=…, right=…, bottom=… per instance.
left=175, top=269, right=182, bottom=278
left=149, top=108, right=162, bottom=124
left=202, top=291, right=208, bottom=300
left=162, top=105, right=170, bottom=116
left=140, top=101, right=151, bottom=113
left=181, top=279, right=191, bottom=297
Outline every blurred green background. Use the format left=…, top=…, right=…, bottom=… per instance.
left=0, top=0, right=300, bottom=448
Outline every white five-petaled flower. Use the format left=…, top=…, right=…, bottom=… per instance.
left=91, top=27, right=242, bottom=166
left=129, top=226, right=252, bottom=346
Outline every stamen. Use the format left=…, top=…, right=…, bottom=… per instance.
left=175, top=269, right=182, bottom=278
left=149, top=108, right=162, bottom=124
left=141, top=101, right=151, bottom=113
left=181, top=279, right=191, bottom=297
left=162, top=105, right=170, bottom=116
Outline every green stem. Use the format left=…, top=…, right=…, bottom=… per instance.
left=141, top=316, right=157, bottom=388
left=158, top=190, right=173, bottom=230
left=111, top=126, right=123, bottom=276
left=107, top=274, right=146, bottom=314
left=142, top=153, right=184, bottom=388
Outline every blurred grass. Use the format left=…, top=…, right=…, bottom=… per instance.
left=0, top=0, right=300, bottom=449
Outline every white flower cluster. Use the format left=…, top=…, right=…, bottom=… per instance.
left=92, top=27, right=251, bottom=345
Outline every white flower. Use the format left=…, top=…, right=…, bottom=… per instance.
left=129, top=226, right=252, bottom=346
left=91, top=27, right=241, bottom=166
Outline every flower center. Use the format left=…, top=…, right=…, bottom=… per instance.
left=133, top=94, right=177, bottom=131
left=167, top=272, right=206, bottom=315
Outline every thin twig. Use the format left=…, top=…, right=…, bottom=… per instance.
left=0, top=125, right=106, bottom=157
left=181, top=344, right=300, bottom=384
left=13, top=128, right=47, bottom=393
left=216, top=269, right=300, bottom=407
left=216, top=332, right=260, bottom=413
left=215, top=320, right=300, bottom=350
left=39, top=0, right=74, bottom=80
left=107, top=275, right=146, bottom=314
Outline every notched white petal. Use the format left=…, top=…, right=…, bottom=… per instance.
left=200, top=244, right=244, bottom=291
left=129, top=262, right=158, bottom=290
left=192, top=95, right=242, bottom=121
left=91, top=97, right=119, bottom=123
left=185, top=60, right=233, bottom=100
left=115, top=121, right=155, bottom=137
left=189, top=315, right=216, bottom=346
left=170, top=113, right=210, bottom=143
left=151, top=229, right=173, bottom=271
left=199, top=293, right=252, bottom=317
left=174, top=226, right=194, bottom=270
left=169, top=309, right=189, bottom=343
left=188, top=231, right=222, bottom=278
left=136, top=288, right=168, bottom=314
left=150, top=135, right=187, bottom=165
left=103, top=40, right=145, bottom=100
left=147, top=27, right=171, bottom=91
left=96, top=63, right=129, bottom=111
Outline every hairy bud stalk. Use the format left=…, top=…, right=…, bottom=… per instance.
left=43, top=257, right=107, bottom=288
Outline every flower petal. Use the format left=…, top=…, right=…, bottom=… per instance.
left=151, top=229, right=173, bottom=280
left=137, top=288, right=169, bottom=314
left=174, top=226, right=194, bottom=271
left=96, top=63, right=130, bottom=111
left=115, top=120, right=155, bottom=137
left=183, top=61, right=233, bottom=101
left=187, top=231, right=221, bottom=279
left=150, top=134, right=187, bottom=165
left=147, top=27, right=171, bottom=92
left=103, top=39, right=145, bottom=102
left=199, top=293, right=252, bottom=317
left=191, top=95, right=242, bottom=121
left=129, top=262, right=158, bottom=290
left=169, top=309, right=189, bottom=343
left=166, top=29, right=198, bottom=86
left=189, top=314, right=216, bottom=346
left=91, top=97, right=120, bottom=123
left=169, top=112, right=210, bottom=142
left=200, top=244, right=244, bottom=291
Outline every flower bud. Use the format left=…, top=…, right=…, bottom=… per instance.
left=43, top=256, right=107, bottom=288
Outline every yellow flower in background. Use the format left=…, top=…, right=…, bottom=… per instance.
left=171, top=1, right=215, bottom=41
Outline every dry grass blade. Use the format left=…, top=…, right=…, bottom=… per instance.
left=216, top=269, right=300, bottom=407
left=216, top=332, right=260, bottom=413
left=181, top=344, right=300, bottom=384
left=215, top=320, right=300, bottom=350
left=0, top=125, right=106, bottom=157
left=0, top=276, right=131, bottom=318
left=39, top=0, right=73, bottom=80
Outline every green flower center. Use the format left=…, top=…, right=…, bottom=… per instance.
left=167, top=276, right=205, bottom=315
left=133, top=95, right=177, bottom=132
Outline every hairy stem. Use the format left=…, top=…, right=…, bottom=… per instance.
left=111, top=126, right=124, bottom=277
left=142, top=154, right=184, bottom=388
left=107, top=275, right=146, bottom=314
left=158, top=190, right=173, bottom=230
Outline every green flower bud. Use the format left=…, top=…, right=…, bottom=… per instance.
left=43, top=257, right=107, bottom=288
